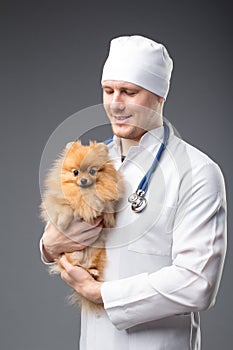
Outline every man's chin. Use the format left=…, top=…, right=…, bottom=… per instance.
left=111, top=125, right=145, bottom=141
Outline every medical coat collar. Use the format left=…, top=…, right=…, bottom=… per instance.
left=105, top=122, right=170, bottom=212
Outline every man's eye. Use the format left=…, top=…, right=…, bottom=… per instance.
left=104, top=89, right=113, bottom=94
left=125, top=90, right=136, bottom=96
left=73, top=169, right=79, bottom=176
left=89, top=169, right=96, bottom=176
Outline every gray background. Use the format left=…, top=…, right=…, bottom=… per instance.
left=1, top=0, right=232, bottom=349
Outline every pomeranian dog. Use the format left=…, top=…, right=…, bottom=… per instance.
left=40, top=140, right=124, bottom=309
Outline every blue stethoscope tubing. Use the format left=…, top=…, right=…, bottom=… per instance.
left=128, top=122, right=169, bottom=212
left=136, top=122, right=170, bottom=194
left=105, top=122, right=170, bottom=212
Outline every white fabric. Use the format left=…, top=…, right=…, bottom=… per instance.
left=40, top=124, right=227, bottom=349
left=101, top=35, right=173, bottom=99
left=80, top=123, right=227, bottom=350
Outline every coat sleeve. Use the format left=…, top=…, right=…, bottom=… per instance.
left=101, top=162, right=227, bottom=330
left=39, top=222, right=57, bottom=265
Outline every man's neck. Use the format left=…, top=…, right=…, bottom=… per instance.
left=120, top=122, right=163, bottom=156
left=120, top=138, right=139, bottom=156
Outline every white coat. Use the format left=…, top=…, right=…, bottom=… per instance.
left=79, top=123, right=227, bottom=350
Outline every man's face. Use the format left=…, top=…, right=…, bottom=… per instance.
left=102, top=81, right=163, bottom=141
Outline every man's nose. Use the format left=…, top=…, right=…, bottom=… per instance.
left=111, top=93, right=125, bottom=112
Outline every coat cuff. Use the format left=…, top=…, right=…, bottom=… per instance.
left=101, top=273, right=157, bottom=330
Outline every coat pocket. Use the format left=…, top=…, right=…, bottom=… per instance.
left=127, top=205, right=177, bottom=256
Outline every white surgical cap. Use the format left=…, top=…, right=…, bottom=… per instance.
left=101, top=35, right=173, bottom=99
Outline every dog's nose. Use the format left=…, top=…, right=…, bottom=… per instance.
left=80, top=178, right=88, bottom=185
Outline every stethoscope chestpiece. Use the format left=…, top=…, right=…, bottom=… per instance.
left=128, top=190, right=147, bottom=213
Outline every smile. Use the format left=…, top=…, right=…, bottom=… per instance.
left=113, top=115, right=132, bottom=123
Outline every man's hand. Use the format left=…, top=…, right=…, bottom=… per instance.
left=60, top=255, right=103, bottom=304
left=41, top=216, right=103, bottom=262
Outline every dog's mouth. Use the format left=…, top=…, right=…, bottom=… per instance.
left=77, top=178, right=94, bottom=188
left=78, top=183, right=93, bottom=188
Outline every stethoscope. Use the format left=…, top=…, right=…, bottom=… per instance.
left=104, top=122, right=170, bottom=213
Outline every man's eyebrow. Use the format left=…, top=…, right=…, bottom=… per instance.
left=101, top=83, right=140, bottom=91
left=122, top=86, right=138, bottom=90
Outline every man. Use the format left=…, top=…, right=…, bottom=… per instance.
left=41, top=35, right=227, bottom=349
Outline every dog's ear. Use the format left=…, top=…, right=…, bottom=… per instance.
left=66, top=140, right=83, bottom=150
left=65, top=141, right=74, bottom=149
left=94, top=143, right=108, bottom=156
left=74, top=140, right=82, bottom=147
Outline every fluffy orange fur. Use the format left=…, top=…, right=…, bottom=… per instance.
left=40, top=140, right=124, bottom=309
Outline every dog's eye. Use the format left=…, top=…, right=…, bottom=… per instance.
left=89, top=168, right=96, bottom=176
left=72, top=169, right=79, bottom=176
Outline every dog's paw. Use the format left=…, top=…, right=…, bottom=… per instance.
left=56, top=215, right=72, bottom=231
left=87, top=268, right=100, bottom=280
left=56, top=207, right=74, bottom=231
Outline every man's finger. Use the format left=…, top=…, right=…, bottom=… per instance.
left=60, top=255, right=73, bottom=270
